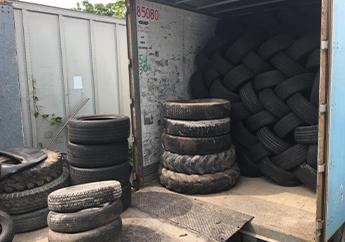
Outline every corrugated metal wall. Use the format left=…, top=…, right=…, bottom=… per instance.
left=12, top=1, right=130, bottom=151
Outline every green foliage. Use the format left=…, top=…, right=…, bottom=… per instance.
left=74, top=0, right=126, bottom=19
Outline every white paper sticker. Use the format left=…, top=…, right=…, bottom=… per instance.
left=73, top=76, right=83, bottom=89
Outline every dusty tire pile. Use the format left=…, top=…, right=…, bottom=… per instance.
left=159, top=99, right=240, bottom=194
left=190, top=23, right=320, bottom=191
left=47, top=181, right=122, bottom=242
left=0, top=149, right=69, bottom=233
left=0, top=210, right=14, bottom=242
left=67, top=115, right=132, bottom=211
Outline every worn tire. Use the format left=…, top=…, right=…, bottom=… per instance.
left=246, top=110, right=276, bottom=131
left=161, top=146, right=236, bottom=175
left=0, top=150, right=63, bottom=193
left=164, top=118, right=230, bottom=137
left=287, top=33, right=320, bottom=60
left=273, top=112, right=303, bottom=138
left=247, top=143, right=270, bottom=163
left=0, top=210, right=14, bottom=242
left=223, top=64, right=254, bottom=91
left=48, top=180, right=122, bottom=213
left=270, top=52, right=305, bottom=77
left=257, top=127, right=291, bottom=155
left=12, top=207, right=48, bottom=233
left=162, top=133, right=231, bottom=155
left=209, top=79, right=240, bottom=102
left=294, top=163, right=317, bottom=191
left=48, top=218, right=122, bottom=242
left=258, top=89, right=290, bottom=118
left=294, top=125, right=318, bottom=144
left=163, top=99, right=231, bottom=121
left=242, top=51, right=271, bottom=74
left=239, top=82, right=264, bottom=114
left=258, top=33, right=296, bottom=60
left=211, top=52, right=234, bottom=75
left=121, top=184, right=131, bottom=211
left=0, top=166, right=69, bottom=215
left=69, top=162, right=130, bottom=186
left=67, top=141, right=128, bottom=168
left=271, top=144, right=307, bottom=170
left=159, top=165, right=240, bottom=194
left=48, top=201, right=122, bottom=233
left=287, top=93, right=318, bottom=125
left=68, top=115, right=130, bottom=145
left=231, top=102, right=251, bottom=121
left=307, top=145, right=318, bottom=169
left=254, top=70, right=284, bottom=91
left=232, top=121, right=258, bottom=148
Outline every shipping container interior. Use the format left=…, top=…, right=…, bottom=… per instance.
left=133, top=0, right=324, bottom=241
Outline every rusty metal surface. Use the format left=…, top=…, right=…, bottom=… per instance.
left=132, top=190, right=253, bottom=241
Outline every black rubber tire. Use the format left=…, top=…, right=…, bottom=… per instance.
left=242, top=51, right=271, bottom=74
left=306, top=49, right=320, bottom=70
left=310, top=73, right=320, bottom=105
left=258, top=89, right=290, bottom=118
left=0, top=150, right=63, bottom=193
left=294, top=163, right=317, bottom=191
left=163, top=99, right=231, bottom=121
left=273, top=112, right=303, bottom=138
left=225, top=32, right=263, bottom=64
left=0, top=210, right=14, bottom=242
left=287, top=93, right=318, bottom=125
left=0, top=166, right=69, bottom=215
left=258, top=33, right=296, bottom=60
left=286, top=33, right=320, bottom=61
left=271, top=144, right=307, bottom=170
left=48, top=180, right=122, bottom=213
left=257, top=127, right=291, bottom=155
left=232, top=121, right=258, bottom=148
left=209, top=79, right=240, bottom=102
left=190, top=72, right=209, bottom=99
left=237, top=150, right=262, bottom=177
left=162, top=133, right=231, bottom=155
left=211, top=52, right=234, bottom=75
left=159, top=165, right=240, bottom=194
left=68, top=115, right=130, bottom=145
left=12, top=207, right=48, bottom=233
left=121, top=184, right=131, bottom=211
left=67, top=141, right=128, bottom=168
left=48, top=201, right=122, bottom=233
left=274, top=73, right=315, bottom=100
left=195, top=52, right=210, bottom=70
left=48, top=218, right=122, bottom=242
left=247, top=143, right=270, bottom=163
left=294, top=125, right=318, bottom=144
left=204, top=36, right=230, bottom=57
left=239, top=82, right=264, bottom=114
left=161, top=145, right=236, bottom=175
left=270, top=52, right=305, bottom=77
left=254, top=70, right=285, bottom=91
left=231, top=102, right=251, bottom=121
left=246, top=110, right=277, bottom=131
left=69, top=162, right=130, bottom=186
left=258, top=158, right=300, bottom=187
left=164, top=117, right=230, bottom=138
left=223, top=64, right=254, bottom=91
left=307, top=145, right=317, bottom=169
left=203, top=67, right=220, bottom=88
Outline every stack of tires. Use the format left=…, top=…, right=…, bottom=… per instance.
left=0, top=148, right=69, bottom=233
left=67, top=115, right=132, bottom=211
left=47, top=181, right=122, bottom=242
left=189, top=12, right=320, bottom=191
left=159, top=99, right=240, bottom=194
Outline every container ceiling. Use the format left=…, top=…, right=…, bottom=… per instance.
left=147, top=0, right=320, bottom=16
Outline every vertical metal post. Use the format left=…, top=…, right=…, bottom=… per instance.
left=89, top=19, right=98, bottom=114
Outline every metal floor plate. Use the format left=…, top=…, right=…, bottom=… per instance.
left=132, top=190, right=253, bottom=242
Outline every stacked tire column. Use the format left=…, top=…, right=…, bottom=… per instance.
left=159, top=99, right=240, bottom=194
left=67, top=115, right=131, bottom=210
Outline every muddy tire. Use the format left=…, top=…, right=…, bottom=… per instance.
left=0, top=210, right=14, bottom=242
left=13, top=207, right=48, bottom=233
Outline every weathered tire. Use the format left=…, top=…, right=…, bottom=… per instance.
left=294, top=163, right=317, bottom=191
left=237, top=150, right=262, bottom=177
left=48, top=218, right=122, bottom=242
left=239, top=82, right=264, bottom=114
left=258, top=33, right=296, bottom=60
left=67, top=141, right=128, bottom=168
left=254, top=70, right=284, bottom=91
left=159, top=165, right=240, bottom=194
left=271, top=144, right=307, bottom=170
left=163, top=99, right=231, bottom=121
left=190, top=72, right=209, bottom=99
left=12, top=207, right=48, bottom=233
left=232, top=121, right=258, bottom=148
left=242, top=51, right=271, bottom=74
left=273, top=112, right=303, bottom=138
left=48, top=201, right=122, bottom=233
left=270, top=52, right=305, bottom=77
left=307, top=145, right=318, bottom=169
left=209, top=79, right=240, bottom=102
left=0, top=150, right=63, bottom=193
left=161, top=146, right=236, bottom=175
left=0, top=210, right=14, bottom=242
left=287, top=33, right=320, bottom=61
left=294, top=125, right=318, bottom=144
left=223, top=64, right=254, bottom=91
left=245, top=110, right=276, bottom=131
left=257, top=127, right=291, bottom=155
left=69, top=162, right=130, bottom=186
left=258, top=158, right=300, bottom=186
left=162, top=133, right=231, bottom=155
left=231, top=102, right=251, bottom=121
left=48, top=181, right=122, bottom=213
left=287, top=93, right=318, bottom=125
left=0, top=166, right=69, bottom=215
left=247, top=143, right=270, bottom=163
left=68, top=115, right=130, bottom=145
left=121, top=184, right=131, bottom=211
left=258, top=89, right=290, bottom=118
left=164, top=118, right=230, bottom=137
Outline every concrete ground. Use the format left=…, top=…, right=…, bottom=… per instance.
left=13, top=177, right=316, bottom=242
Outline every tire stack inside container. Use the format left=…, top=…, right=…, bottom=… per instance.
left=67, top=115, right=132, bottom=210
left=189, top=10, right=320, bottom=191
left=159, top=99, right=240, bottom=194
left=47, top=181, right=122, bottom=242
